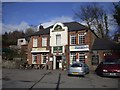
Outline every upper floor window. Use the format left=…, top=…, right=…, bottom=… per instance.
left=42, top=37, right=47, bottom=47
left=33, top=38, right=38, bottom=47
left=56, top=34, right=61, bottom=45
left=78, top=33, right=85, bottom=44
left=70, top=35, right=76, bottom=45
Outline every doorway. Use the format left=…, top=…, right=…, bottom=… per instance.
left=56, top=56, right=62, bottom=69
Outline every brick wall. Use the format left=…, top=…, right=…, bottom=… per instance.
left=27, top=35, right=49, bottom=64
left=67, top=30, right=97, bottom=70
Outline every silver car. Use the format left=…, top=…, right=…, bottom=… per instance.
left=68, top=62, right=89, bottom=76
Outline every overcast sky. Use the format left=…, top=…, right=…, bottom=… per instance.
left=2, top=1, right=117, bottom=34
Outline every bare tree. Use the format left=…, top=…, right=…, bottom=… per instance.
left=75, top=3, right=109, bottom=38
left=25, top=28, right=35, bottom=36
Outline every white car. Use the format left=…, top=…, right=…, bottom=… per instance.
left=68, top=62, right=89, bottom=76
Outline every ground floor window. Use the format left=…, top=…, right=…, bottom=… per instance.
left=32, top=54, right=37, bottom=64
left=91, top=55, right=99, bottom=65
left=70, top=53, right=76, bottom=64
left=79, top=53, right=85, bottom=63
left=41, top=53, right=47, bottom=64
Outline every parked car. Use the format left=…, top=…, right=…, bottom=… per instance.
left=68, top=62, right=89, bottom=76
left=95, top=59, right=120, bottom=77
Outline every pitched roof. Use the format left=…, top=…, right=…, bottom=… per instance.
left=92, top=38, right=120, bottom=50
left=31, top=22, right=95, bottom=36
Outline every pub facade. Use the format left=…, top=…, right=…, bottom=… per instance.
left=26, top=22, right=98, bottom=70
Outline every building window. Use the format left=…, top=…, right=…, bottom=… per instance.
left=118, top=37, right=120, bottom=42
left=78, top=33, right=85, bottom=44
left=70, top=53, right=76, bottom=64
left=32, top=54, right=37, bottom=64
left=33, top=38, right=38, bottom=47
left=56, top=34, right=61, bottom=45
left=91, top=55, right=99, bottom=65
left=42, top=53, right=47, bottom=64
left=79, top=53, right=85, bottom=62
left=70, top=35, right=76, bottom=45
left=42, top=37, right=47, bottom=47
left=20, top=40, right=23, bottom=42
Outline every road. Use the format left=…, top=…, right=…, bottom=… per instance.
left=2, top=69, right=119, bottom=89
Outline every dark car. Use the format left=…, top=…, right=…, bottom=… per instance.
left=68, top=62, right=89, bottom=76
left=95, top=59, right=120, bottom=77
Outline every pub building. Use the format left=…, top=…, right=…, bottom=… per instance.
left=26, top=22, right=99, bottom=70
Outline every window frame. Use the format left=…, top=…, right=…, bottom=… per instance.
left=78, top=33, right=85, bottom=45
left=70, top=53, right=76, bottom=64
left=78, top=53, right=85, bottom=62
left=41, top=53, right=47, bottom=64
left=33, top=38, right=38, bottom=47
left=56, top=34, right=61, bottom=46
left=91, top=55, right=99, bottom=65
left=32, top=54, right=37, bottom=64
left=42, top=37, right=47, bottom=47
left=70, top=34, right=76, bottom=45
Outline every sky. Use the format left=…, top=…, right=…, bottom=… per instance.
left=2, top=2, right=117, bottom=34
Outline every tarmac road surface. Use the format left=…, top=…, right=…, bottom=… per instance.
left=2, top=69, right=119, bottom=89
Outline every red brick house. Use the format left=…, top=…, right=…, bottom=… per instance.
left=26, top=22, right=98, bottom=70
left=92, top=38, right=120, bottom=64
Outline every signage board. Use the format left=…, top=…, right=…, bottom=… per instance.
left=70, top=45, right=89, bottom=51
left=53, top=46, right=62, bottom=53
left=31, top=48, right=49, bottom=53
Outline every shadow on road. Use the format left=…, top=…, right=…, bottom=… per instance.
left=56, top=73, right=61, bottom=90
left=28, top=72, right=51, bottom=90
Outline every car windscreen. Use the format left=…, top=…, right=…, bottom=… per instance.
left=71, top=63, right=82, bottom=67
left=103, top=60, right=119, bottom=64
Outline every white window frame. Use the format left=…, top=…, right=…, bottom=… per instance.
left=70, top=53, right=76, bottom=64
left=56, top=34, right=61, bottom=45
left=79, top=53, right=85, bottom=62
left=32, top=54, right=37, bottom=64
left=33, top=38, right=38, bottom=47
left=70, top=35, right=76, bottom=45
left=42, top=37, right=47, bottom=47
left=78, top=33, right=85, bottom=44
left=41, top=53, right=47, bottom=64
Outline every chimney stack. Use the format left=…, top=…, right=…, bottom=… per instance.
left=38, top=24, right=44, bottom=31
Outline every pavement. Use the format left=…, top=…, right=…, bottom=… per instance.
left=2, top=69, right=119, bottom=89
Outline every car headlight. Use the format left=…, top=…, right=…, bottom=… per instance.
left=103, top=69, right=108, bottom=72
left=116, top=70, right=120, bottom=72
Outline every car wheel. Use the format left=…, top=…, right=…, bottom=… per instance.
left=68, top=74, right=71, bottom=76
